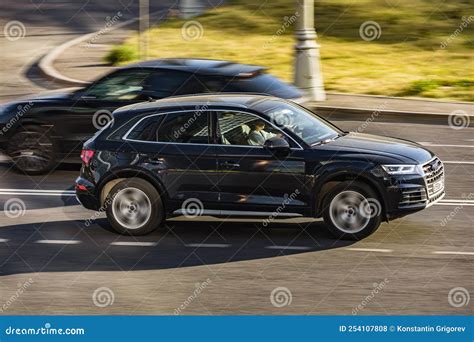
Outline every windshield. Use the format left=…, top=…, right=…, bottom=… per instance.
left=255, top=100, right=342, bottom=146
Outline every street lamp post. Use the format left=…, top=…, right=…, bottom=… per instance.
left=179, top=0, right=205, bottom=19
left=139, top=0, right=149, bottom=60
left=294, top=0, right=326, bottom=101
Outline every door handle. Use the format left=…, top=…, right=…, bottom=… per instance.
left=221, top=161, right=240, bottom=168
left=146, top=156, right=164, bottom=165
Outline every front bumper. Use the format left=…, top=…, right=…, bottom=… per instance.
left=384, top=157, right=445, bottom=219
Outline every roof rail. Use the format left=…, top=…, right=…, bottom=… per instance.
left=158, top=92, right=275, bottom=101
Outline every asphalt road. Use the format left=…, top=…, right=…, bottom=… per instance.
left=0, top=0, right=472, bottom=317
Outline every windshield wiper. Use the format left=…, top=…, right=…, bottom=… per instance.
left=311, top=138, right=333, bottom=146
left=311, top=134, right=342, bottom=146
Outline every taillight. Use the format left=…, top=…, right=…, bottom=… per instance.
left=80, top=149, right=95, bottom=166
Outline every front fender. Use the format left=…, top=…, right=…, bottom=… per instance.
left=311, top=160, right=388, bottom=218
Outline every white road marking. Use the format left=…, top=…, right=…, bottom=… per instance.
left=442, top=161, right=474, bottom=165
left=185, top=243, right=231, bottom=248
left=440, top=199, right=474, bottom=202
left=0, top=189, right=75, bottom=193
left=0, top=238, right=9, bottom=243
left=418, top=143, right=474, bottom=148
left=436, top=199, right=474, bottom=207
left=432, top=251, right=474, bottom=256
left=0, top=192, right=77, bottom=197
left=35, top=239, right=81, bottom=245
left=0, top=189, right=76, bottom=197
left=110, top=241, right=157, bottom=247
left=435, top=203, right=474, bottom=206
left=345, top=248, right=393, bottom=253
left=265, top=245, right=312, bottom=250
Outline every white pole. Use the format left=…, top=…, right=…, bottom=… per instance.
left=294, top=0, right=326, bottom=101
left=139, top=0, right=149, bottom=60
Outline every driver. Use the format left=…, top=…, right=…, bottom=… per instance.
left=247, top=120, right=277, bottom=146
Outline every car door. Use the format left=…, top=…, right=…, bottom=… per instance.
left=56, top=68, right=153, bottom=155
left=213, top=110, right=309, bottom=215
left=124, top=109, right=219, bottom=212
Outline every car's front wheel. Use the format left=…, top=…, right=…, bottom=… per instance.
left=322, top=181, right=382, bottom=240
left=105, top=178, right=164, bottom=235
left=7, top=125, right=56, bottom=175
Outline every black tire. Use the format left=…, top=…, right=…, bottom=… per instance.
left=7, top=125, right=56, bottom=175
left=105, top=178, right=164, bottom=235
left=322, top=181, right=382, bottom=240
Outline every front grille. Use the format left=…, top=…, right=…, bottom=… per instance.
left=423, top=157, right=445, bottom=199
left=399, top=187, right=427, bottom=207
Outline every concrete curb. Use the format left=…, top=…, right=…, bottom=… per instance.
left=38, top=32, right=97, bottom=87
left=311, top=105, right=473, bottom=127
left=37, top=10, right=167, bottom=87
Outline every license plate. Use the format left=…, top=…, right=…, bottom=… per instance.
left=433, top=180, right=443, bottom=193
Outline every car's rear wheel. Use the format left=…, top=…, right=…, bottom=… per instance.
left=7, top=125, right=56, bottom=175
left=105, top=178, right=164, bottom=235
left=322, top=181, right=382, bottom=240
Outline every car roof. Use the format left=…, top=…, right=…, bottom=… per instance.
left=121, top=58, right=266, bottom=77
left=113, top=94, right=282, bottom=117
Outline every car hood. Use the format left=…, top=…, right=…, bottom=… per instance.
left=317, top=132, right=434, bottom=164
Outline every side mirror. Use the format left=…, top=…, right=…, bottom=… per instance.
left=264, top=137, right=290, bottom=157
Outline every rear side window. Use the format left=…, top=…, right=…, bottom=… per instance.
left=126, top=111, right=209, bottom=144
left=126, top=117, right=159, bottom=141
left=204, top=74, right=303, bottom=99
left=143, top=71, right=206, bottom=98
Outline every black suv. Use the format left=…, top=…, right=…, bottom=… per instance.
left=75, top=94, right=445, bottom=240
left=0, top=59, right=303, bottom=174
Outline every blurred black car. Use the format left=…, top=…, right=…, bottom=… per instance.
left=0, top=58, right=304, bottom=174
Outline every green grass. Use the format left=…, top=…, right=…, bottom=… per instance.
left=106, top=0, right=474, bottom=101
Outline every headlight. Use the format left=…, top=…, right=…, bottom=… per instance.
left=381, top=164, right=421, bottom=175
left=0, top=104, right=8, bottom=115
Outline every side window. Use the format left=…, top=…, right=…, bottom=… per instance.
left=85, top=69, right=151, bottom=100
left=126, top=116, right=160, bottom=141
left=216, top=111, right=297, bottom=147
left=126, top=111, right=209, bottom=144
